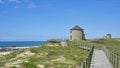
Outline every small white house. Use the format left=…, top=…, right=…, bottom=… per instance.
left=60, top=41, right=67, bottom=46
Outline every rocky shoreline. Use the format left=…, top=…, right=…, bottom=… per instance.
left=0, top=46, right=38, bottom=52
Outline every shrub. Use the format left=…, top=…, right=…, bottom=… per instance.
left=10, top=66, right=17, bottom=68
left=23, top=62, right=36, bottom=68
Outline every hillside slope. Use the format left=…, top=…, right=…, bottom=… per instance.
left=0, top=44, right=89, bottom=68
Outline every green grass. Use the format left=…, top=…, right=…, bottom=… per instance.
left=99, top=38, right=120, bottom=56
left=98, top=38, right=120, bottom=68
left=28, top=45, right=89, bottom=67
left=0, top=43, right=89, bottom=68
left=67, top=40, right=103, bottom=50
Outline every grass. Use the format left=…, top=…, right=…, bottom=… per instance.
left=28, top=45, right=89, bottom=68
left=67, top=40, right=103, bottom=50
left=0, top=39, right=119, bottom=68
left=0, top=42, right=89, bottom=68
left=99, top=38, right=120, bottom=56
left=99, top=38, right=120, bottom=68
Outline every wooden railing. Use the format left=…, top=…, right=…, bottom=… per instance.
left=82, top=46, right=94, bottom=68
left=103, top=45, right=120, bottom=68
left=67, top=41, right=94, bottom=68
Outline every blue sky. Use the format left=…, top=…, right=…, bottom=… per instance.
left=0, top=0, right=120, bottom=41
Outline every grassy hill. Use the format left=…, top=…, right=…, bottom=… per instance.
left=98, top=38, right=120, bottom=68
left=1, top=39, right=119, bottom=68
left=0, top=43, right=89, bottom=68
left=99, top=38, right=120, bottom=56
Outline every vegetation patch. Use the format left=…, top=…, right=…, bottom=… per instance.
left=99, top=38, right=120, bottom=56
left=0, top=42, right=89, bottom=68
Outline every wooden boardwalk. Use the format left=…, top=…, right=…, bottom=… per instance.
left=90, top=49, right=113, bottom=68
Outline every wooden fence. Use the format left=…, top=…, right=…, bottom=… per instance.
left=81, top=45, right=94, bottom=68
left=68, top=41, right=94, bottom=68
left=103, top=45, right=120, bottom=68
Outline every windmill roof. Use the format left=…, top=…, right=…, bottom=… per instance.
left=107, top=34, right=111, bottom=36
left=70, top=25, right=83, bottom=30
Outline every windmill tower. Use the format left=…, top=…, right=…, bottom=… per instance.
left=70, top=25, right=85, bottom=41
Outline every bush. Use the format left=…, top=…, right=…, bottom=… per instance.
left=23, top=62, right=36, bottom=68
left=10, top=66, right=17, bottom=68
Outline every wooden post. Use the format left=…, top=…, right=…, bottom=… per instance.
left=83, top=62, right=85, bottom=68
left=116, top=55, right=119, bottom=68
left=113, top=53, right=115, bottom=67
left=112, top=52, right=114, bottom=65
left=86, top=58, right=88, bottom=68
left=84, top=60, right=86, bottom=68
left=115, top=54, right=116, bottom=68
left=110, top=52, right=112, bottom=63
left=111, top=52, right=112, bottom=63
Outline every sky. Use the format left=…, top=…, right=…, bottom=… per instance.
left=0, top=0, right=120, bottom=41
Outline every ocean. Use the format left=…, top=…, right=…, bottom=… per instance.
left=0, top=41, right=46, bottom=48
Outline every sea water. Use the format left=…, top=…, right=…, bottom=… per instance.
left=0, top=41, right=46, bottom=48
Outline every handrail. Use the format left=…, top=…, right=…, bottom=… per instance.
left=103, top=45, right=119, bottom=68
left=67, top=41, right=94, bottom=68
left=82, top=45, right=94, bottom=68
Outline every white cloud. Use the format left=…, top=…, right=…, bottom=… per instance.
left=0, top=0, right=3, bottom=4
left=27, top=3, right=37, bottom=8
left=8, top=0, right=21, bottom=3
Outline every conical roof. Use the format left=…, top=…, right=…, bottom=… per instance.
left=70, top=25, right=83, bottom=30
left=107, top=34, right=111, bottom=36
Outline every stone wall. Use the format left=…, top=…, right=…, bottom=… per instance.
left=70, top=30, right=84, bottom=41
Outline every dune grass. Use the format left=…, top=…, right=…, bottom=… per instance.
left=98, top=38, right=120, bottom=68
left=0, top=43, right=89, bottom=68
left=99, top=38, right=120, bottom=56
